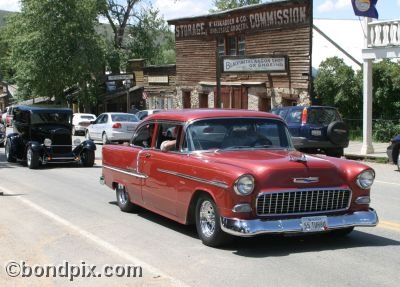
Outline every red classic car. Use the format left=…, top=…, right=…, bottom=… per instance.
left=100, top=109, right=378, bottom=247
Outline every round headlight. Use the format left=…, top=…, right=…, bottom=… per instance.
left=234, top=175, right=255, bottom=196
left=73, top=138, right=81, bottom=146
left=356, top=170, right=375, bottom=189
left=44, top=138, right=52, bottom=147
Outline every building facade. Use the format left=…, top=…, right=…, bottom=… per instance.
left=168, top=0, right=313, bottom=111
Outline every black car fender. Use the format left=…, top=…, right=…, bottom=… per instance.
left=27, top=141, right=44, bottom=153
left=73, top=139, right=96, bottom=156
left=6, top=133, right=23, bottom=158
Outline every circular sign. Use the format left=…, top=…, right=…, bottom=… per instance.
left=355, top=0, right=371, bottom=12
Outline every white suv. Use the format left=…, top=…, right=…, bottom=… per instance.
left=72, top=113, right=96, bottom=135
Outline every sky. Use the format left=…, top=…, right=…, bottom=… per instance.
left=0, top=0, right=399, bottom=21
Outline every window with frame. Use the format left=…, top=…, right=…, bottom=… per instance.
left=217, top=35, right=246, bottom=56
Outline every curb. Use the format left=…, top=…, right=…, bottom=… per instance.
left=344, top=153, right=389, bottom=163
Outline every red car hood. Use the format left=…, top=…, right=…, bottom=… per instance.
left=195, top=149, right=347, bottom=189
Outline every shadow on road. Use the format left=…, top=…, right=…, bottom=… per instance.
left=110, top=204, right=399, bottom=255
left=227, top=230, right=400, bottom=257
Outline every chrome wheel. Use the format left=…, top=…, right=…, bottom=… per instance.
left=102, top=133, right=108, bottom=145
left=27, top=148, right=32, bottom=166
left=115, top=184, right=137, bottom=212
left=397, top=153, right=400, bottom=170
left=117, top=184, right=128, bottom=205
left=199, top=200, right=216, bottom=238
left=5, top=142, right=10, bottom=159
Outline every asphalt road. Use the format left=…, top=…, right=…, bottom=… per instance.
left=0, top=140, right=399, bottom=287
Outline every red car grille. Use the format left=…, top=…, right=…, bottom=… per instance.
left=256, top=188, right=351, bottom=216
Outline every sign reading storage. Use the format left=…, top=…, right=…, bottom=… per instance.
left=222, top=56, right=287, bottom=73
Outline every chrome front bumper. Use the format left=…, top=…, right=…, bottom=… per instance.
left=220, top=208, right=378, bottom=237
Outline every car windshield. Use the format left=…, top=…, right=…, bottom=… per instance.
left=31, top=112, right=72, bottom=125
left=111, top=114, right=139, bottom=122
left=185, top=118, right=293, bottom=152
left=307, top=108, right=341, bottom=125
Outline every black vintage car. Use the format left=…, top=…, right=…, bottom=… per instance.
left=387, top=134, right=400, bottom=170
left=5, top=105, right=96, bottom=169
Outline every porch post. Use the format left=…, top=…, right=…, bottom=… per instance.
left=361, top=18, right=374, bottom=154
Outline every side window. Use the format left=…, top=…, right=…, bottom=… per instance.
left=94, top=115, right=103, bottom=124
left=102, top=114, right=108, bottom=123
left=132, top=123, right=155, bottom=148
left=286, top=110, right=302, bottom=124
left=156, top=123, right=183, bottom=152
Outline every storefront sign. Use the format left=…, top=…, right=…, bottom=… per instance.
left=148, top=76, right=169, bottom=84
left=171, top=1, right=310, bottom=39
left=222, top=56, right=287, bottom=73
left=107, top=74, right=134, bottom=81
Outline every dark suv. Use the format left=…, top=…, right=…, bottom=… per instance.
left=271, top=106, right=349, bottom=157
left=5, top=105, right=96, bottom=169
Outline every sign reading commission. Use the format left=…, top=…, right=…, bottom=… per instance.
left=222, top=56, right=287, bottom=73
left=171, top=1, right=311, bottom=39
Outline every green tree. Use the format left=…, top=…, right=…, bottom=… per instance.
left=313, top=57, right=362, bottom=120
left=128, top=7, right=175, bottom=65
left=372, top=59, right=400, bottom=120
left=5, top=0, right=105, bottom=105
left=100, top=0, right=175, bottom=72
left=210, top=0, right=262, bottom=12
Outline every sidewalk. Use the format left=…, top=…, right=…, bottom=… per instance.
left=344, top=141, right=389, bottom=162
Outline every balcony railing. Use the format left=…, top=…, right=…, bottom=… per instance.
left=368, top=20, right=400, bottom=47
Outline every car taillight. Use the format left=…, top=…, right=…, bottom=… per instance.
left=301, top=107, right=308, bottom=125
left=112, top=123, right=122, bottom=129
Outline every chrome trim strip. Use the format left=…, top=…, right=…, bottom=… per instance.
left=103, top=164, right=148, bottom=179
left=158, top=168, right=229, bottom=189
left=221, top=208, right=379, bottom=237
left=256, top=188, right=352, bottom=217
left=293, top=177, right=319, bottom=184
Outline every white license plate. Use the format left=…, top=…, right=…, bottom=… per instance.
left=301, top=216, right=328, bottom=232
left=311, top=129, right=322, bottom=136
left=127, top=127, right=135, bottom=131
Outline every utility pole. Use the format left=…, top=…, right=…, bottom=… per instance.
left=215, top=49, right=221, bottom=108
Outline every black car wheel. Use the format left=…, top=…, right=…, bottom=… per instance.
left=81, top=149, right=95, bottom=167
left=85, top=130, right=91, bottom=140
left=102, top=132, right=110, bottom=145
left=327, top=121, right=349, bottom=146
left=116, top=183, right=138, bottom=212
left=326, top=148, right=344, bottom=158
left=5, top=139, right=16, bottom=162
left=397, top=152, right=400, bottom=171
left=195, top=194, right=232, bottom=247
left=26, top=147, right=40, bottom=169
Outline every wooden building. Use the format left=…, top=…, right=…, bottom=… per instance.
left=142, top=64, right=177, bottom=110
left=168, top=0, right=312, bottom=111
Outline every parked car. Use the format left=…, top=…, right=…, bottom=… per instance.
left=72, top=113, right=96, bottom=135
left=5, top=105, right=96, bottom=169
left=85, top=112, right=140, bottom=144
left=271, top=106, right=349, bottom=157
left=100, top=109, right=378, bottom=247
left=1, top=107, right=7, bottom=124
left=387, top=134, right=400, bottom=170
left=2, top=106, right=14, bottom=127
left=0, top=122, right=5, bottom=147
left=136, top=109, right=162, bottom=120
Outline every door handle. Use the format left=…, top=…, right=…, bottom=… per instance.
left=144, top=153, right=151, bottom=158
